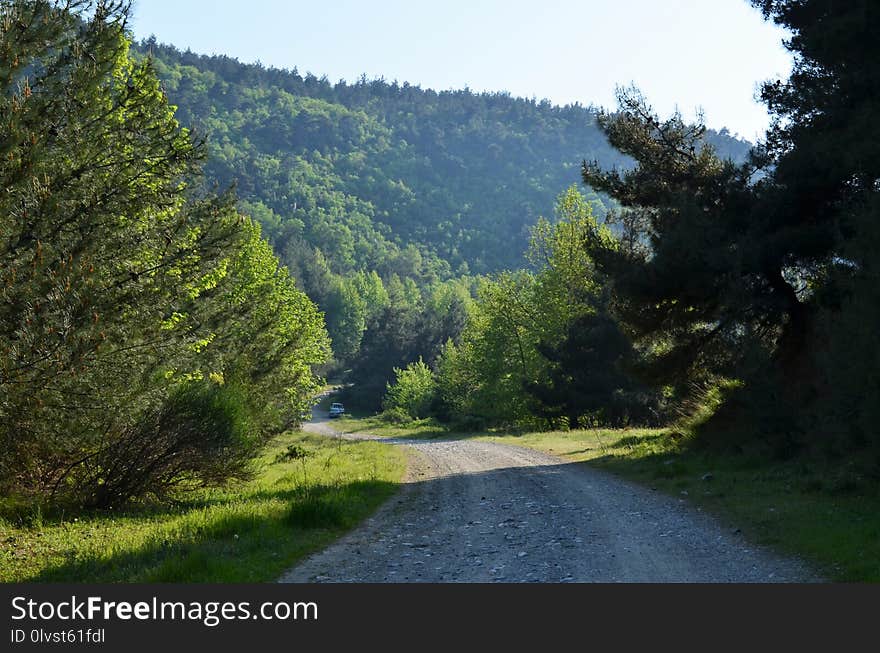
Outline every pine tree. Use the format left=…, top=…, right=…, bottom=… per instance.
left=0, top=1, right=329, bottom=502
left=581, top=88, right=761, bottom=387
left=752, top=0, right=880, bottom=455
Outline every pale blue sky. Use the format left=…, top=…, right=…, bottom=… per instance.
left=130, top=0, right=793, bottom=141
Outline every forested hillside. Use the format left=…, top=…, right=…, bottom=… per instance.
left=140, top=40, right=751, bottom=279
left=127, top=2, right=880, bottom=464
left=134, top=40, right=751, bottom=387
left=4, top=0, right=880, bottom=587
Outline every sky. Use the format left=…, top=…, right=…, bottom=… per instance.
left=129, top=0, right=794, bottom=142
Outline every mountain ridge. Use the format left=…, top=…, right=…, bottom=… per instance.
left=136, top=37, right=753, bottom=285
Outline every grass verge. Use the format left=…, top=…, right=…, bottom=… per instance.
left=339, top=416, right=880, bottom=582
left=0, top=431, right=406, bottom=582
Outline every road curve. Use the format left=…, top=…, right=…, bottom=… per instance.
left=279, top=418, right=822, bottom=583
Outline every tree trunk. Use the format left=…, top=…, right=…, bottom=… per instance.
left=765, top=267, right=817, bottom=397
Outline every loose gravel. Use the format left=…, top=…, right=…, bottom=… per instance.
left=279, top=419, right=823, bottom=583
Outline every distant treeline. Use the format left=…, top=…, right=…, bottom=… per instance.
left=135, top=38, right=752, bottom=398
left=138, top=37, right=751, bottom=276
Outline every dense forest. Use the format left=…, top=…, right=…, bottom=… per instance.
left=385, top=0, right=880, bottom=478
left=134, top=40, right=752, bottom=402
left=138, top=38, right=753, bottom=278
left=3, top=0, right=877, bottom=512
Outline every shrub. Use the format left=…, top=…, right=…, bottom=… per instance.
left=380, top=407, right=414, bottom=425
left=448, top=414, right=489, bottom=433
left=382, top=358, right=437, bottom=420
left=57, top=382, right=261, bottom=508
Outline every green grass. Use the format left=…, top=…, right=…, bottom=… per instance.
left=0, top=431, right=406, bottom=582
left=338, top=417, right=880, bottom=582
left=331, top=414, right=451, bottom=438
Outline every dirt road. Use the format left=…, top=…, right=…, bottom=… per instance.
left=279, top=417, right=821, bottom=583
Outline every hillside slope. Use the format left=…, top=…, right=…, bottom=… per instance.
left=139, top=39, right=752, bottom=282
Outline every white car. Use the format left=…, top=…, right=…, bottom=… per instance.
left=329, top=402, right=345, bottom=418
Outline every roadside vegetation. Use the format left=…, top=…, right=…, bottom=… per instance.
left=365, top=1, right=880, bottom=584
left=0, top=431, right=406, bottom=582
left=3, top=0, right=878, bottom=584
left=137, top=36, right=749, bottom=386
left=1, top=1, right=330, bottom=511
left=336, top=415, right=880, bottom=582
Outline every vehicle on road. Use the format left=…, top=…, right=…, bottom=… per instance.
left=329, top=402, right=345, bottom=418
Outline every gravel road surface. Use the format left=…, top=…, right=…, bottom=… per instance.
left=279, top=417, right=822, bottom=583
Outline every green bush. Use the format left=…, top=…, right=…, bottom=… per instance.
left=448, top=414, right=489, bottom=432
left=382, top=358, right=437, bottom=420
left=380, top=406, right=414, bottom=425
left=66, top=382, right=261, bottom=508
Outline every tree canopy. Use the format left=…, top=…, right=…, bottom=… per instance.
left=578, top=0, right=880, bottom=459
left=0, top=0, right=329, bottom=505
